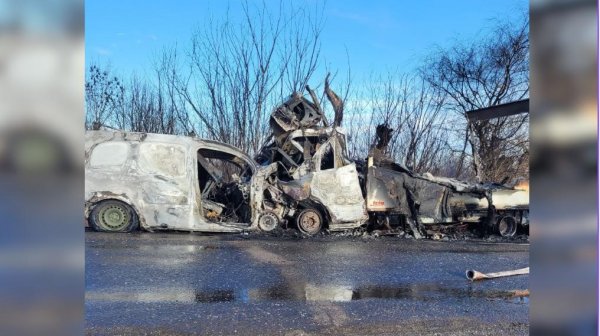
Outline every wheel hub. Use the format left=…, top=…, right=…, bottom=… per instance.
left=258, top=212, right=279, bottom=232
left=299, top=211, right=321, bottom=234
left=100, top=205, right=129, bottom=229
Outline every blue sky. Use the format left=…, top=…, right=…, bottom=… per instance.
left=86, top=0, right=527, bottom=81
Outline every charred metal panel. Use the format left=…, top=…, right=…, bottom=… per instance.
left=466, top=99, right=529, bottom=121
left=310, top=163, right=368, bottom=226
left=138, top=142, right=187, bottom=177
left=411, top=179, right=450, bottom=223
left=279, top=177, right=311, bottom=201
left=366, top=166, right=410, bottom=214
left=449, top=188, right=529, bottom=211
left=270, top=94, right=323, bottom=136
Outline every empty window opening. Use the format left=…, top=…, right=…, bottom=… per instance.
left=196, top=148, right=253, bottom=225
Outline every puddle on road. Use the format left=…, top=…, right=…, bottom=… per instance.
left=87, top=244, right=222, bottom=252
left=87, top=283, right=529, bottom=305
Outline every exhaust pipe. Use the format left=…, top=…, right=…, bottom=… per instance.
left=466, top=267, right=529, bottom=281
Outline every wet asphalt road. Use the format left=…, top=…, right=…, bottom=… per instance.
left=85, top=232, right=529, bottom=335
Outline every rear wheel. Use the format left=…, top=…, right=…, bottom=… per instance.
left=497, top=215, right=517, bottom=238
left=296, top=208, right=323, bottom=236
left=90, top=200, right=139, bottom=232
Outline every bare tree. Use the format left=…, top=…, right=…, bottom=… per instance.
left=399, top=77, right=448, bottom=173
left=114, top=74, right=179, bottom=134
left=85, top=64, right=124, bottom=130
left=85, top=59, right=188, bottom=135
left=344, top=72, right=448, bottom=174
left=343, top=95, right=373, bottom=160
left=343, top=72, right=402, bottom=161
left=421, top=17, right=529, bottom=183
left=85, top=1, right=324, bottom=147
left=168, top=0, right=324, bottom=154
left=282, top=3, right=324, bottom=93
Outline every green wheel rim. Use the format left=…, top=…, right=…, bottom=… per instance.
left=98, top=204, right=131, bottom=230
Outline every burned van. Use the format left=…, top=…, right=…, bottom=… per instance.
left=253, top=91, right=529, bottom=238
left=85, top=130, right=260, bottom=233
left=254, top=126, right=369, bottom=235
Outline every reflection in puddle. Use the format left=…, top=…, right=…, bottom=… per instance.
left=87, top=283, right=529, bottom=304
left=88, top=244, right=222, bottom=253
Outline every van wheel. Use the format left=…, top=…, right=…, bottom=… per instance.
left=296, top=208, right=323, bottom=236
left=90, top=200, right=139, bottom=232
left=258, top=212, right=280, bottom=232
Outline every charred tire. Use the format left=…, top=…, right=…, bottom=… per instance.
left=296, top=208, right=323, bottom=236
left=496, top=215, right=517, bottom=238
left=258, top=212, right=280, bottom=232
left=89, top=200, right=139, bottom=233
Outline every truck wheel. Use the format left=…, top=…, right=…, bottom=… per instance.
left=258, top=212, right=280, bottom=232
left=90, top=200, right=139, bottom=232
left=296, top=208, right=323, bottom=236
left=497, top=216, right=517, bottom=238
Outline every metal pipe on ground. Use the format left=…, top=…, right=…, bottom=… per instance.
left=465, top=267, right=529, bottom=281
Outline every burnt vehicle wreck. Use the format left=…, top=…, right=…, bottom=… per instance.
left=252, top=90, right=368, bottom=235
left=85, top=131, right=263, bottom=233
left=85, top=81, right=528, bottom=239
left=363, top=126, right=529, bottom=239
left=250, top=82, right=529, bottom=238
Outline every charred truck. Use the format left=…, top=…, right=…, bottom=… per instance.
left=252, top=79, right=529, bottom=238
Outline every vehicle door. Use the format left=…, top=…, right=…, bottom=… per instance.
left=136, top=141, right=192, bottom=229
left=192, top=144, right=256, bottom=230
left=309, top=136, right=368, bottom=224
